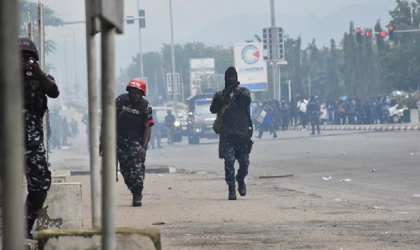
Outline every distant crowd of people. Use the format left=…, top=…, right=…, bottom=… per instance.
left=251, top=95, right=398, bottom=137
left=47, top=111, right=79, bottom=151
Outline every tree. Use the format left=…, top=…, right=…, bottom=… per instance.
left=117, top=0, right=420, bottom=103
left=381, top=0, right=420, bottom=91
left=19, top=0, right=64, bottom=55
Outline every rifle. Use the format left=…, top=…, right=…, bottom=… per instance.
left=116, top=155, right=119, bottom=182
left=141, top=163, right=146, bottom=181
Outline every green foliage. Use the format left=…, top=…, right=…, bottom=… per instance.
left=19, top=0, right=64, bottom=55
left=118, top=42, right=233, bottom=100
left=118, top=0, right=420, bottom=101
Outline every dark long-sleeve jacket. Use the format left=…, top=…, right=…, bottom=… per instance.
left=210, top=86, right=252, bottom=159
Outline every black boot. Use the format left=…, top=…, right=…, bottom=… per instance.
left=132, top=194, right=143, bottom=207
left=26, top=191, right=47, bottom=239
left=236, top=176, right=247, bottom=197
left=26, top=217, right=35, bottom=239
left=228, top=185, right=237, bottom=200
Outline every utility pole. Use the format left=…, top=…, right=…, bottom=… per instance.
left=264, top=0, right=287, bottom=100
left=307, top=49, right=311, bottom=97
left=84, top=0, right=101, bottom=229
left=73, top=29, right=79, bottom=98
left=86, top=0, right=125, bottom=248
left=137, top=0, right=144, bottom=78
left=169, top=0, right=177, bottom=113
left=38, top=3, right=50, bottom=165
left=125, top=5, right=146, bottom=80
left=1, top=0, right=26, bottom=247
left=270, top=0, right=278, bottom=100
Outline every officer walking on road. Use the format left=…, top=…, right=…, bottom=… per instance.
left=164, top=110, right=175, bottom=145
left=307, top=95, right=321, bottom=135
left=210, top=66, right=253, bottom=200
left=100, top=78, right=154, bottom=207
left=20, top=38, right=60, bottom=239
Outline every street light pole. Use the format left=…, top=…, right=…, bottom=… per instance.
left=137, top=0, right=144, bottom=78
left=0, top=0, right=26, bottom=248
left=269, top=0, right=279, bottom=99
left=169, top=0, right=177, bottom=113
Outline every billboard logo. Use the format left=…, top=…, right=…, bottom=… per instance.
left=241, top=45, right=260, bottom=65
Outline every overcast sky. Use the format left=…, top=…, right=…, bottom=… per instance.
left=29, top=0, right=393, bottom=93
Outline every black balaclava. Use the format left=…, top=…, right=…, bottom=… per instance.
left=224, top=66, right=238, bottom=89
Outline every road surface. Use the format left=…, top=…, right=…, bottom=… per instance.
left=52, top=129, right=420, bottom=249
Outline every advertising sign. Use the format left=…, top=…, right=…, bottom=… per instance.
left=234, top=43, right=268, bottom=91
left=189, top=58, right=215, bottom=96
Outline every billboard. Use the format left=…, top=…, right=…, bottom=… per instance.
left=189, top=58, right=215, bottom=96
left=234, top=43, right=268, bottom=91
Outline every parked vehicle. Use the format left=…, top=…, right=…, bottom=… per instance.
left=186, top=92, right=217, bottom=144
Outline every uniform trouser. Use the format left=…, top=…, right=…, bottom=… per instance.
left=150, top=130, right=161, bottom=148
left=117, top=136, right=145, bottom=196
left=310, top=116, right=320, bottom=134
left=25, top=112, right=51, bottom=235
left=224, top=143, right=250, bottom=186
left=281, top=116, right=289, bottom=130
left=166, top=127, right=174, bottom=143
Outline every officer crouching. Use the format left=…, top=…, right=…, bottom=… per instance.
left=20, top=37, right=60, bottom=239
left=100, top=78, right=154, bottom=207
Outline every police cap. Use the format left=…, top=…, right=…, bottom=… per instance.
left=19, top=37, right=39, bottom=61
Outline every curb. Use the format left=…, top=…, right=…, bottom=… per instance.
left=288, top=124, right=420, bottom=131
left=69, top=166, right=177, bottom=176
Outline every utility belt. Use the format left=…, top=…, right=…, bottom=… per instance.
left=24, top=98, right=47, bottom=117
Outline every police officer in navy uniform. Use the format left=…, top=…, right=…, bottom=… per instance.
left=307, top=95, right=321, bottom=135
left=100, top=78, right=154, bottom=207
left=20, top=37, right=60, bottom=239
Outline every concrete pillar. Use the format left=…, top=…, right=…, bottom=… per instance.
left=23, top=182, right=83, bottom=233
left=37, top=228, right=161, bottom=250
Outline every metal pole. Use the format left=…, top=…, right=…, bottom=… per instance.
left=101, top=24, right=117, bottom=250
left=64, top=37, right=68, bottom=101
left=0, top=0, right=25, bottom=248
left=269, top=0, right=278, bottom=100
left=154, top=70, right=158, bottom=95
left=181, top=67, right=184, bottom=105
left=307, top=50, right=311, bottom=97
left=73, top=29, right=79, bottom=97
left=84, top=0, right=101, bottom=228
left=28, top=22, right=34, bottom=40
left=271, top=63, right=276, bottom=99
left=288, top=80, right=291, bottom=102
left=169, top=0, right=177, bottom=113
left=38, top=3, right=49, bottom=164
left=137, top=0, right=144, bottom=78
left=38, top=4, right=45, bottom=70
left=278, top=67, right=281, bottom=100
left=270, top=0, right=275, bottom=26
left=308, top=75, right=311, bottom=97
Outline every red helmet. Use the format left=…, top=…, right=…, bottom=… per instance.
left=126, top=78, right=147, bottom=95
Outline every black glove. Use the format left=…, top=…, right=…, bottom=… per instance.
left=223, top=82, right=239, bottom=99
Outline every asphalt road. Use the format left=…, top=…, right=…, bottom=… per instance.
left=145, top=130, right=420, bottom=214
left=51, top=129, right=420, bottom=215
left=48, top=129, right=420, bottom=249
